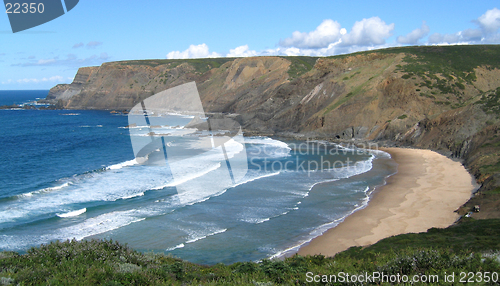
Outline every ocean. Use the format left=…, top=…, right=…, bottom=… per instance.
left=0, top=90, right=397, bottom=265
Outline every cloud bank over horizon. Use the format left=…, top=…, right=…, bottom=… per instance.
left=166, top=7, right=500, bottom=59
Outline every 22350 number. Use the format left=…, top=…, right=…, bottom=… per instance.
left=5, top=3, right=45, bottom=13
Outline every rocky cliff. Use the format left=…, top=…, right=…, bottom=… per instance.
left=48, top=45, right=500, bottom=218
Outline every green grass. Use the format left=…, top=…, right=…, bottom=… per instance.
left=477, top=87, right=500, bottom=115
left=327, top=45, right=500, bottom=101
left=118, top=56, right=319, bottom=81
left=377, top=45, right=500, bottom=81
left=1, top=220, right=499, bottom=285
left=116, top=58, right=236, bottom=74
left=387, top=46, right=500, bottom=99
left=340, top=219, right=500, bottom=259
left=279, top=56, right=318, bottom=80
left=322, top=74, right=371, bottom=114
left=486, top=187, right=500, bottom=195
left=479, top=159, right=500, bottom=176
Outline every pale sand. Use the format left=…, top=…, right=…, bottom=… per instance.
left=298, top=147, right=475, bottom=257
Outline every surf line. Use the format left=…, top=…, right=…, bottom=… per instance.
left=207, top=118, right=236, bottom=184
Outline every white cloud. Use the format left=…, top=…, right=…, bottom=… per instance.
left=166, top=44, right=221, bottom=59
left=429, top=8, right=500, bottom=45
left=72, top=42, right=84, bottom=49
left=428, top=29, right=483, bottom=44
left=86, top=41, right=103, bottom=48
left=428, top=32, right=461, bottom=44
left=281, top=47, right=302, bottom=56
left=73, top=41, right=103, bottom=49
left=429, top=29, right=483, bottom=44
left=258, top=42, right=390, bottom=58
left=37, top=59, right=56, bottom=65
left=13, top=76, right=65, bottom=84
left=13, top=53, right=111, bottom=67
left=277, top=17, right=394, bottom=53
left=279, top=19, right=342, bottom=48
left=99, top=52, right=110, bottom=60
left=397, top=21, right=430, bottom=44
left=341, top=17, right=395, bottom=46
left=226, top=45, right=258, bottom=57
left=461, top=28, right=483, bottom=41
left=477, top=7, right=500, bottom=33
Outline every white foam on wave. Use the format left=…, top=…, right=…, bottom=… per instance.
left=231, top=171, right=280, bottom=189
left=123, top=125, right=186, bottom=130
left=57, top=208, right=87, bottom=218
left=241, top=207, right=298, bottom=224
left=0, top=164, right=174, bottom=224
left=18, top=182, right=71, bottom=198
left=178, top=114, right=195, bottom=119
left=170, top=187, right=230, bottom=209
left=185, top=228, right=227, bottom=244
left=269, top=186, right=373, bottom=260
left=56, top=210, right=146, bottom=241
left=119, top=125, right=150, bottom=129
left=0, top=210, right=148, bottom=250
left=79, top=125, right=103, bottom=128
left=245, top=137, right=291, bottom=158
left=151, top=162, right=221, bottom=190
left=367, top=148, right=392, bottom=158
left=106, top=159, right=138, bottom=170
left=241, top=217, right=270, bottom=224
left=1, top=134, right=246, bottom=224
left=292, top=155, right=373, bottom=200
left=154, top=111, right=196, bottom=119
left=118, top=192, right=145, bottom=200
left=267, top=149, right=387, bottom=261
left=155, top=137, right=246, bottom=205
left=245, top=137, right=291, bottom=150
left=129, top=128, right=194, bottom=137
left=307, top=153, right=375, bottom=176
left=166, top=243, right=185, bottom=251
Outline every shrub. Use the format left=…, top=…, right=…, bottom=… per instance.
left=455, top=82, right=466, bottom=90
left=402, top=73, right=412, bottom=79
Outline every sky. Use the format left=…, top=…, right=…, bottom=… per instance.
left=1, top=0, right=500, bottom=90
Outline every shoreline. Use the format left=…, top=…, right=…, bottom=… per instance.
left=297, top=147, right=475, bottom=257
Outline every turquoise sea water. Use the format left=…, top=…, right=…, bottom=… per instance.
left=0, top=90, right=397, bottom=264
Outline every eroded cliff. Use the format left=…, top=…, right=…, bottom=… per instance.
left=48, top=45, right=500, bottom=218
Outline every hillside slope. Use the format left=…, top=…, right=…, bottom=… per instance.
left=48, top=45, right=500, bottom=218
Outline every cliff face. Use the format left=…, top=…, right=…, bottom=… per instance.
left=49, top=46, right=500, bottom=217
left=46, top=66, right=98, bottom=102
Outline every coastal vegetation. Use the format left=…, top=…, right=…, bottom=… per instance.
left=279, top=56, right=319, bottom=80
left=1, top=219, right=499, bottom=285
left=117, top=58, right=236, bottom=73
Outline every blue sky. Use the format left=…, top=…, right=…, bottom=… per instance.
left=1, top=0, right=500, bottom=90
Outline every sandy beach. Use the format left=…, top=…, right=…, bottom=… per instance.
left=298, top=147, right=476, bottom=257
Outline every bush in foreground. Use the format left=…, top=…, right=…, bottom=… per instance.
left=1, top=220, right=500, bottom=285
